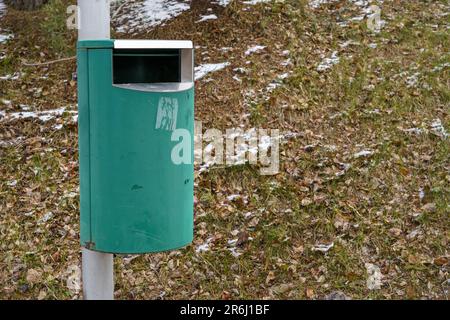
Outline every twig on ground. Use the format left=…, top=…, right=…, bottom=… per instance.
left=22, top=56, right=76, bottom=67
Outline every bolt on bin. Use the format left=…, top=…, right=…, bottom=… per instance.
left=77, top=39, right=194, bottom=254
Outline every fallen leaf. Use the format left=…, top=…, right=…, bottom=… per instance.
left=306, top=287, right=314, bottom=298
left=221, top=290, right=231, bottom=300
left=406, top=285, right=416, bottom=298
left=236, top=231, right=249, bottom=247
left=434, top=256, right=448, bottom=266
left=26, top=268, right=42, bottom=284
left=389, top=227, right=402, bottom=237
left=301, top=198, right=313, bottom=206
left=408, top=255, right=420, bottom=264
left=37, top=290, right=47, bottom=300
left=272, top=283, right=293, bottom=295
left=421, top=203, right=436, bottom=213
left=266, top=271, right=275, bottom=284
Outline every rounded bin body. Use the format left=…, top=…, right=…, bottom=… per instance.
left=77, top=40, right=194, bottom=254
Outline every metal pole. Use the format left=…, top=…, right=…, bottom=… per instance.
left=78, top=0, right=111, bottom=40
left=77, top=0, right=113, bottom=300
left=82, top=248, right=114, bottom=300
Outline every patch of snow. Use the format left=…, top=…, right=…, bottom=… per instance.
left=312, top=242, right=334, bottom=253
left=339, top=40, right=359, bottom=48
left=0, top=136, right=24, bottom=147
left=337, top=21, right=349, bottom=27
left=196, top=237, right=213, bottom=253
left=317, top=51, right=340, bottom=72
left=38, top=212, right=54, bottom=224
left=265, top=81, right=281, bottom=92
left=2, top=106, right=77, bottom=123
left=232, top=75, right=242, bottom=82
left=336, top=162, right=351, bottom=176
left=227, top=238, right=244, bottom=257
left=0, top=33, right=13, bottom=44
left=197, top=14, right=218, bottom=23
left=309, top=0, right=338, bottom=9
left=0, top=72, right=21, bottom=80
left=406, top=228, right=421, bottom=240
left=198, top=162, right=213, bottom=174
left=266, top=72, right=290, bottom=93
left=365, top=263, right=382, bottom=290
left=233, top=67, right=248, bottom=74
left=214, top=0, right=231, bottom=7
left=243, top=0, right=271, bottom=5
left=7, top=180, right=17, bottom=187
left=196, top=243, right=210, bottom=253
left=350, top=15, right=365, bottom=22
left=403, top=127, right=423, bottom=135
left=228, top=247, right=242, bottom=257
left=245, top=45, right=266, bottom=56
left=418, top=188, right=425, bottom=201
left=114, top=0, right=191, bottom=33
left=194, top=62, right=230, bottom=80
left=0, top=0, right=12, bottom=43
left=281, top=58, right=292, bottom=67
left=430, top=119, right=448, bottom=139
left=63, top=191, right=78, bottom=198
left=227, top=194, right=241, bottom=201
left=367, top=108, right=381, bottom=114
left=406, top=72, right=420, bottom=88
left=0, top=0, right=6, bottom=17
left=432, top=62, right=450, bottom=72
left=220, top=47, right=232, bottom=52
left=244, top=71, right=292, bottom=108
left=354, top=149, right=373, bottom=158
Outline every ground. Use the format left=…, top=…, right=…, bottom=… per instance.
left=0, top=0, right=448, bottom=300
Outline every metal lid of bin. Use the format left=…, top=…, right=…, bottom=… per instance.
left=114, top=40, right=193, bottom=50
left=77, top=39, right=114, bottom=49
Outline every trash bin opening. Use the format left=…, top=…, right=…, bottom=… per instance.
left=113, top=49, right=181, bottom=84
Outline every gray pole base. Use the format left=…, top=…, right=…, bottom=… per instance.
left=82, top=248, right=114, bottom=300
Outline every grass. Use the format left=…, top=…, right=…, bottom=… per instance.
left=40, top=0, right=77, bottom=57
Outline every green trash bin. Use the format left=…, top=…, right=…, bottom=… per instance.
left=77, top=40, right=194, bottom=254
